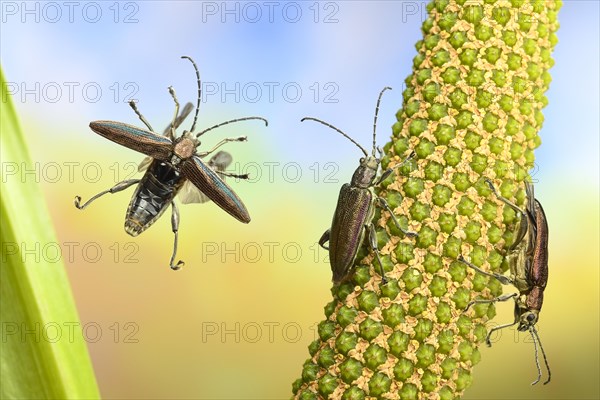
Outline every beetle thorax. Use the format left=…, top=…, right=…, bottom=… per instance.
left=350, top=156, right=379, bottom=188
left=174, top=137, right=196, bottom=159
left=171, top=132, right=198, bottom=166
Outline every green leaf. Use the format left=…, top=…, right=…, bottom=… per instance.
left=1, top=68, right=100, bottom=399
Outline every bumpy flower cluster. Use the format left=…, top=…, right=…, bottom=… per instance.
left=292, top=0, right=561, bottom=398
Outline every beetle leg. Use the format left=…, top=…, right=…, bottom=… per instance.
left=458, top=255, right=513, bottom=285
left=167, top=86, right=181, bottom=141
left=485, top=178, right=530, bottom=250
left=376, top=151, right=416, bottom=185
left=485, top=320, right=518, bottom=347
left=215, top=170, right=250, bottom=180
left=128, top=100, right=155, bottom=132
left=162, top=102, right=194, bottom=136
left=485, top=178, right=527, bottom=218
left=376, top=168, right=394, bottom=185
left=169, top=201, right=185, bottom=270
left=197, top=136, right=247, bottom=155
left=74, top=179, right=140, bottom=210
left=464, top=292, right=518, bottom=312
left=368, top=223, right=387, bottom=284
left=376, top=197, right=418, bottom=237
left=318, top=230, right=330, bottom=250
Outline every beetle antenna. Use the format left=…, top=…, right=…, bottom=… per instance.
left=372, top=86, right=392, bottom=156
left=531, top=326, right=551, bottom=385
left=301, top=117, right=368, bottom=157
left=196, top=117, right=268, bottom=138
left=181, top=56, right=201, bottom=133
left=529, top=327, right=543, bottom=385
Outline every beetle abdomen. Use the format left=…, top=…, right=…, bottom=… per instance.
left=125, top=161, right=184, bottom=236
left=329, top=184, right=374, bottom=282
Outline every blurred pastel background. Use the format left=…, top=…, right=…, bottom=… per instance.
left=1, top=1, right=598, bottom=399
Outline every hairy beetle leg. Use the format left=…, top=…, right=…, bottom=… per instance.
left=128, top=100, right=155, bottom=132
left=376, top=151, right=416, bottom=185
left=74, top=179, right=141, bottom=210
left=163, top=102, right=194, bottom=137
left=216, top=170, right=250, bottom=180
left=198, top=136, right=248, bottom=157
left=167, top=86, right=181, bottom=141
left=368, top=223, right=387, bottom=284
left=457, top=254, right=513, bottom=285
left=169, top=201, right=185, bottom=270
left=485, top=320, right=518, bottom=347
left=485, top=178, right=527, bottom=219
left=377, top=197, right=418, bottom=238
left=464, top=292, right=518, bottom=312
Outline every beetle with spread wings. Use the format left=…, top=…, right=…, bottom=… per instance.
left=75, top=56, right=268, bottom=269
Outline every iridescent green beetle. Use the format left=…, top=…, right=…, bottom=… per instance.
left=459, top=179, right=551, bottom=385
left=302, top=87, right=417, bottom=284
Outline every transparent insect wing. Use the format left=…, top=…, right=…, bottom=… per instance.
left=163, top=102, right=194, bottom=136
left=138, top=156, right=153, bottom=172
left=178, top=180, right=210, bottom=204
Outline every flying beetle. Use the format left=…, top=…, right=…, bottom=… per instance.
left=458, top=178, right=551, bottom=385
left=301, top=87, right=417, bottom=284
left=74, top=56, right=268, bottom=270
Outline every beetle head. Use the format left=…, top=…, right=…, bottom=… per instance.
left=351, top=155, right=380, bottom=188
left=178, top=131, right=200, bottom=146
left=300, top=87, right=391, bottom=188
left=516, top=307, right=539, bottom=331
left=361, top=155, right=380, bottom=171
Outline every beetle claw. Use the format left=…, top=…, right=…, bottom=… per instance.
left=170, top=260, right=185, bottom=270
left=464, top=301, right=475, bottom=312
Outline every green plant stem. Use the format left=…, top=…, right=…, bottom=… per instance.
left=292, top=0, right=561, bottom=398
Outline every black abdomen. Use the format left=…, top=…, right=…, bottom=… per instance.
left=125, top=161, right=184, bottom=236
